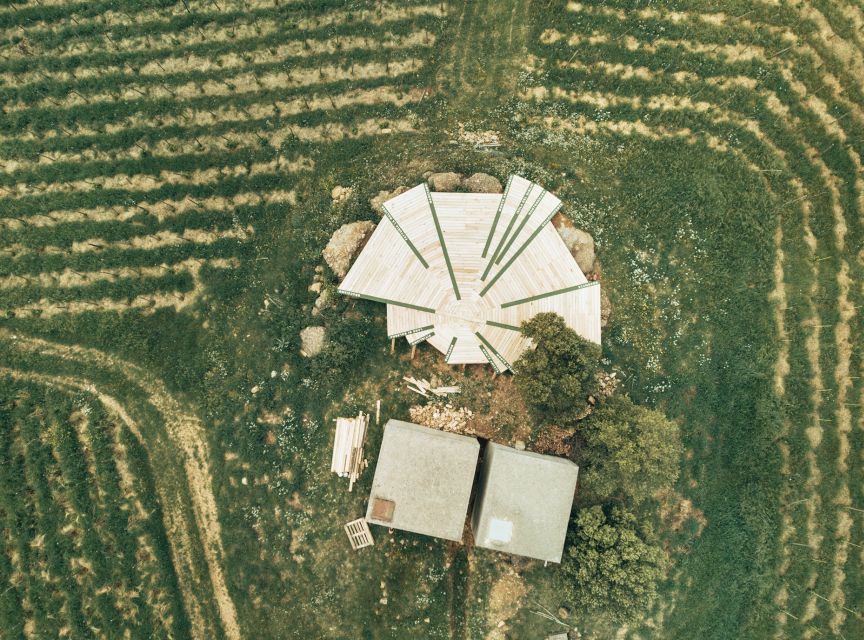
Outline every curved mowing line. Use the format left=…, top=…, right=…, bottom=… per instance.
left=0, top=333, right=242, bottom=640
left=536, top=10, right=860, bottom=636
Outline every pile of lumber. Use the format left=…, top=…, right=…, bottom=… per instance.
left=330, top=412, right=369, bottom=491
left=403, top=376, right=460, bottom=397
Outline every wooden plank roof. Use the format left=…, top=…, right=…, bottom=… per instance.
left=338, top=175, right=601, bottom=370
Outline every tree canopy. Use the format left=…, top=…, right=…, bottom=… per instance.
left=579, top=394, right=683, bottom=504
left=558, top=505, right=665, bottom=623
left=514, top=312, right=601, bottom=426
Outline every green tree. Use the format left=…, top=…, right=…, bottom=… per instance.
left=580, top=394, right=682, bottom=504
left=514, top=312, right=601, bottom=426
left=558, top=505, right=665, bottom=623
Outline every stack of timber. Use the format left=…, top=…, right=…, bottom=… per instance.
left=403, top=376, right=460, bottom=397
left=331, top=412, right=370, bottom=491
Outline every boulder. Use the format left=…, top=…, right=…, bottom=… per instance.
left=299, top=326, right=326, bottom=358
left=331, top=185, right=353, bottom=205
left=322, top=220, right=376, bottom=278
left=427, top=172, right=462, bottom=192
left=370, top=186, right=410, bottom=215
left=312, top=288, right=332, bottom=316
left=600, top=287, right=612, bottom=328
left=463, top=172, right=503, bottom=193
left=552, top=212, right=596, bottom=274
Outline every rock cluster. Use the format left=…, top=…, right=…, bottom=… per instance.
left=425, top=171, right=503, bottom=194
left=596, top=371, right=619, bottom=399
left=331, top=185, right=353, bottom=205
left=552, top=212, right=596, bottom=274
left=370, top=185, right=410, bottom=214
left=322, top=220, right=376, bottom=279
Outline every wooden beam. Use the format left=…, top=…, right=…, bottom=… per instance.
left=424, top=184, right=461, bottom=300
left=481, top=175, right=513, bottom=258
left=500, top=280, right=599, bottom=308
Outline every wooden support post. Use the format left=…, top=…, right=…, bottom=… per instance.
left=410, top=345, right=417, bottom=360
left=390, top=338, right=395, bottom=354
left=461, top=363, right=466, bottom=372
left=376, top=400, right=381, bottom=425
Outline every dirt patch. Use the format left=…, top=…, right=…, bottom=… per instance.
left=658, top=489, right=707, bottom=537
left=485, top=569, right=528, bottom=639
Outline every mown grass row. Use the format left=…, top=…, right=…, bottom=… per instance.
left=0, top=0, right=434, bottom=49
left=0, top=377, right=191, bottom=639
left=525, top=1, right=863, bottom=637
left=0, top=1, right=446, bottom=319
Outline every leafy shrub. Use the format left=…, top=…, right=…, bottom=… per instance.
left=579, top=394, right=683, bottom=505
left=558, top=505, right=665, bottom=624
left=514, top=312, right=601, bottom=426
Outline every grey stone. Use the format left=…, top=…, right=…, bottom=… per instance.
left=299, top=326, right=326, bottom=358
left=427, top=172, right=463, bottom=192
left=464, top=172, right=503, bottom=193
left=322, top=220, right=376, bottom=279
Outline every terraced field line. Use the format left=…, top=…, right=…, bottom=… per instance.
left=0, top=29, right=437, bottom=88
left=0, top=85, right=422, bottom=159
left=1, top=333, right=241, bottom=640
left=0, top=190, right=294, bottom=230
left=0, top=4, right=446, bottom=61
left=3, top=56, right=424, bottom=113
left=1, top=158, right=312, bottom=200
left=769, top=218, right=796, bottom=635
left=1, top=105, right=419, bottom=173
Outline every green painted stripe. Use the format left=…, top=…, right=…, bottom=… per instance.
left=499, top=280, right=599, bottom=309
left=425, top=184, right=461, bottom=300
left=475, top=331, right=514, bottom=372
left=477, top=344, right=502, bottom=374
left=388, top=324, right=435, bottom=339
left=381, top=203, right=429, bottom=269
left=480, top=202, right=563, bottom=297
left=338, top=289, right=436, bottom=313
left=482, top=183, right=534, bottom=281
left=481, top=175, right=513, bottom=258
left=495, top=190, right=546, bottom=265
left=409, top=330, right=434, bottom=345
left=486, top=320, right=522, bottom=332
left=445, top=336, right=457, bottom=361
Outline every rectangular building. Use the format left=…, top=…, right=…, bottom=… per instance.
left=365, top=420, right=479, bottom=541
left=472, top=443, right=579, bottom=563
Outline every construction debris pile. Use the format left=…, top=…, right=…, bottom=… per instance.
left=409, top=403, right=474, bottom=434
left=456, top=123, right=501, bottom=149
left=595, top=371, right=619, bottom=400
left=403, top=376, right=460, bottom=397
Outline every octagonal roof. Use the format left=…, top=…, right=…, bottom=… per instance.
left=338, top=175, right=601, bottom=371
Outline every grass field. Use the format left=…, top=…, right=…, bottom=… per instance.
left=0, top=0, right=862, bottom=638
